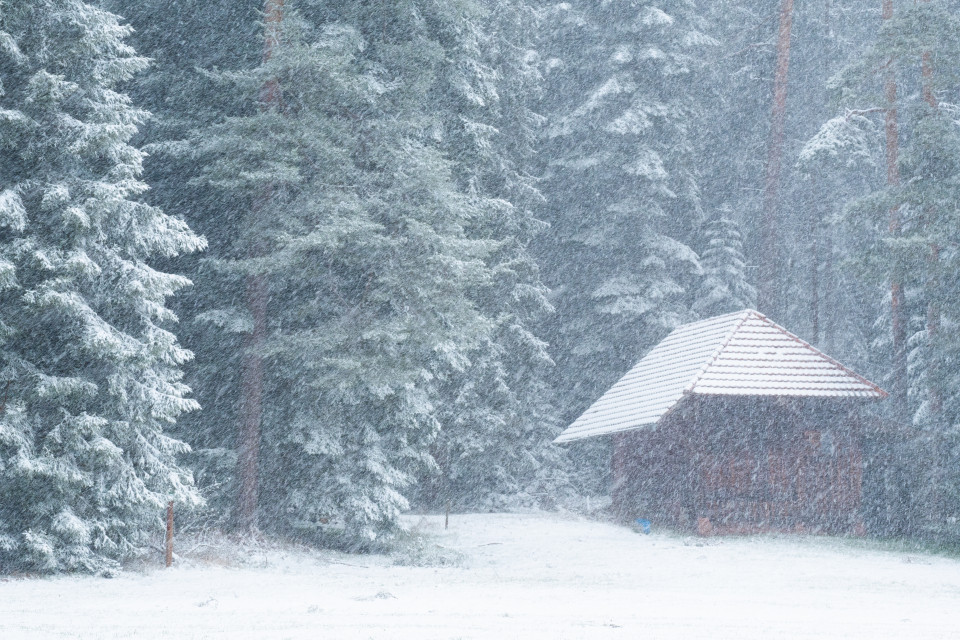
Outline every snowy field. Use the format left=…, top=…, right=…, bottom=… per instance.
left=2, top=513, right=960, bottom=639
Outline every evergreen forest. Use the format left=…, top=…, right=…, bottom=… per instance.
left=2, top=0, right=960, bottom=573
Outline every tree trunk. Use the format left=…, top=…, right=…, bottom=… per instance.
left=918, top=0, right=943, bottom=527
left=237, top=0, right=284, bottom=534
left=809, top=182, right=820, bottom=345
left=916, top=0, right=940, bottom=418
left=919, top=1, right=939, bottom=411
left=238, top=274, right=268, bottom=533
left=883, top=0, right=907, bottom=421
left=759, top=0, right=795, bottom=316
left=822, top=210, right=834, bottom=353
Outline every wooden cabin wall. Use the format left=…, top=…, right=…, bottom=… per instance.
left=611, top=416, right=699, bottom=528
left=860, top=417, right=911, bottom=537
left=612, top=397, right=868, bottom=535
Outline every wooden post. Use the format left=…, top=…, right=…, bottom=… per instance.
left=445, top=500, right=450, bottom=530
left=165, top=501, right=174, bottom=568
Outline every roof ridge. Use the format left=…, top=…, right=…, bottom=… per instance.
left=755, top=314, right=889, bottom=398
left=683, top=309, right=754, bottom=394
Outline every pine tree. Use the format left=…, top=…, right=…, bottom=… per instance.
left=537, top=0, right=711, bottom=423
left=757, top=0, right=795, bottom=315
left=105, top=0, right=268, bottom=528
left=701, top=0, right=876, bottom=347
left=402, top=0, right=572, bottom=511
left=804, top=0, right=960, bottom=538
left=0, top=0, right=204, bottom=573
left=693, top=209, right=756, bottom=317
left=164, top=3, right=497, bottom=545
left=896, top=1, right=960, bottom=535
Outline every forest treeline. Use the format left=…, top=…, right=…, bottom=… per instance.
left=0, top=0, right=958, bottom=573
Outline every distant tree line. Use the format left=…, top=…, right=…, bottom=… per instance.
left=0, top=0, right=958, bottom=573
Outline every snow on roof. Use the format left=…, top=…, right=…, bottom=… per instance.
left=554, top=309, right=886, bottom=444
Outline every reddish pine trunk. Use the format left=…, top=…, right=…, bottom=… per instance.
left=759, top=0, right=795, bottom=315
left=921, top=54, right=936, bottom=110
left=883, top=0, right=907, bottom=419
left=918, top=2, right=943, bottom=525
left=237, top=0, right=284, bottom=533
left=165, top=501, right=174, bottom=568
left=809, top=185, right=820, bottom=344
left=238, top=274, right=268, bottom=532
left=887, top=0, right=944, bottom=529
left=918, top=0, right=941, bottom=418
left=822, top=212, right=834, bottom=353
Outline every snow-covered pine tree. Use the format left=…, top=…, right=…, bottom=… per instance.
left=895, top=1, right=960, bottom=537
left=104, top=0, right=270, bottom=527
left=692, top=208, right=756, bottom=317
left=168, top=3, right=495, bottom=546
left=116, top=0, right=569, bottom=536
left=697, top=0, right=771, bottom=220
left=701, top=0, right=876, bottom=348
left=0, top=0, right=204, bottom=573
left=537, top=0, right=711, bottom=423
left=404, top=0, right=572, bottom=511
left=805, top=0, right=960, bottom=538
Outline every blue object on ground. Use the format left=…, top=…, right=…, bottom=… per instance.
left=635, top=518, right=651, bottom=534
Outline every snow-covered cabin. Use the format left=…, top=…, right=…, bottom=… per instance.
left=555, top=309, right=887, bottom=535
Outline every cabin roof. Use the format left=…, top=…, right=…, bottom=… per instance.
left=554, top=309, right=886, bottom=444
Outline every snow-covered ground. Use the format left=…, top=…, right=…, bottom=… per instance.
left=2, top=513, right=959, bottom=639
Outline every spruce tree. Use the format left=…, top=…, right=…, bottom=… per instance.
left=169, top=4, right=496, bottom=545
left=537, top=0, right=711, bottom=422
left=805, top=0, right=960, bottom=537
left=692, top=209, right=756, bottom=317
left=895, top=1, right=960, bottom=535
left=701, top=0, right=876, bottom=346
left=114, top=0, right=574, bottom=535
left=105, top=0, right=267, bottom=527
left=0, top=0, right=204, bottom=573
left=408, top=0, right=571, bottom=511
